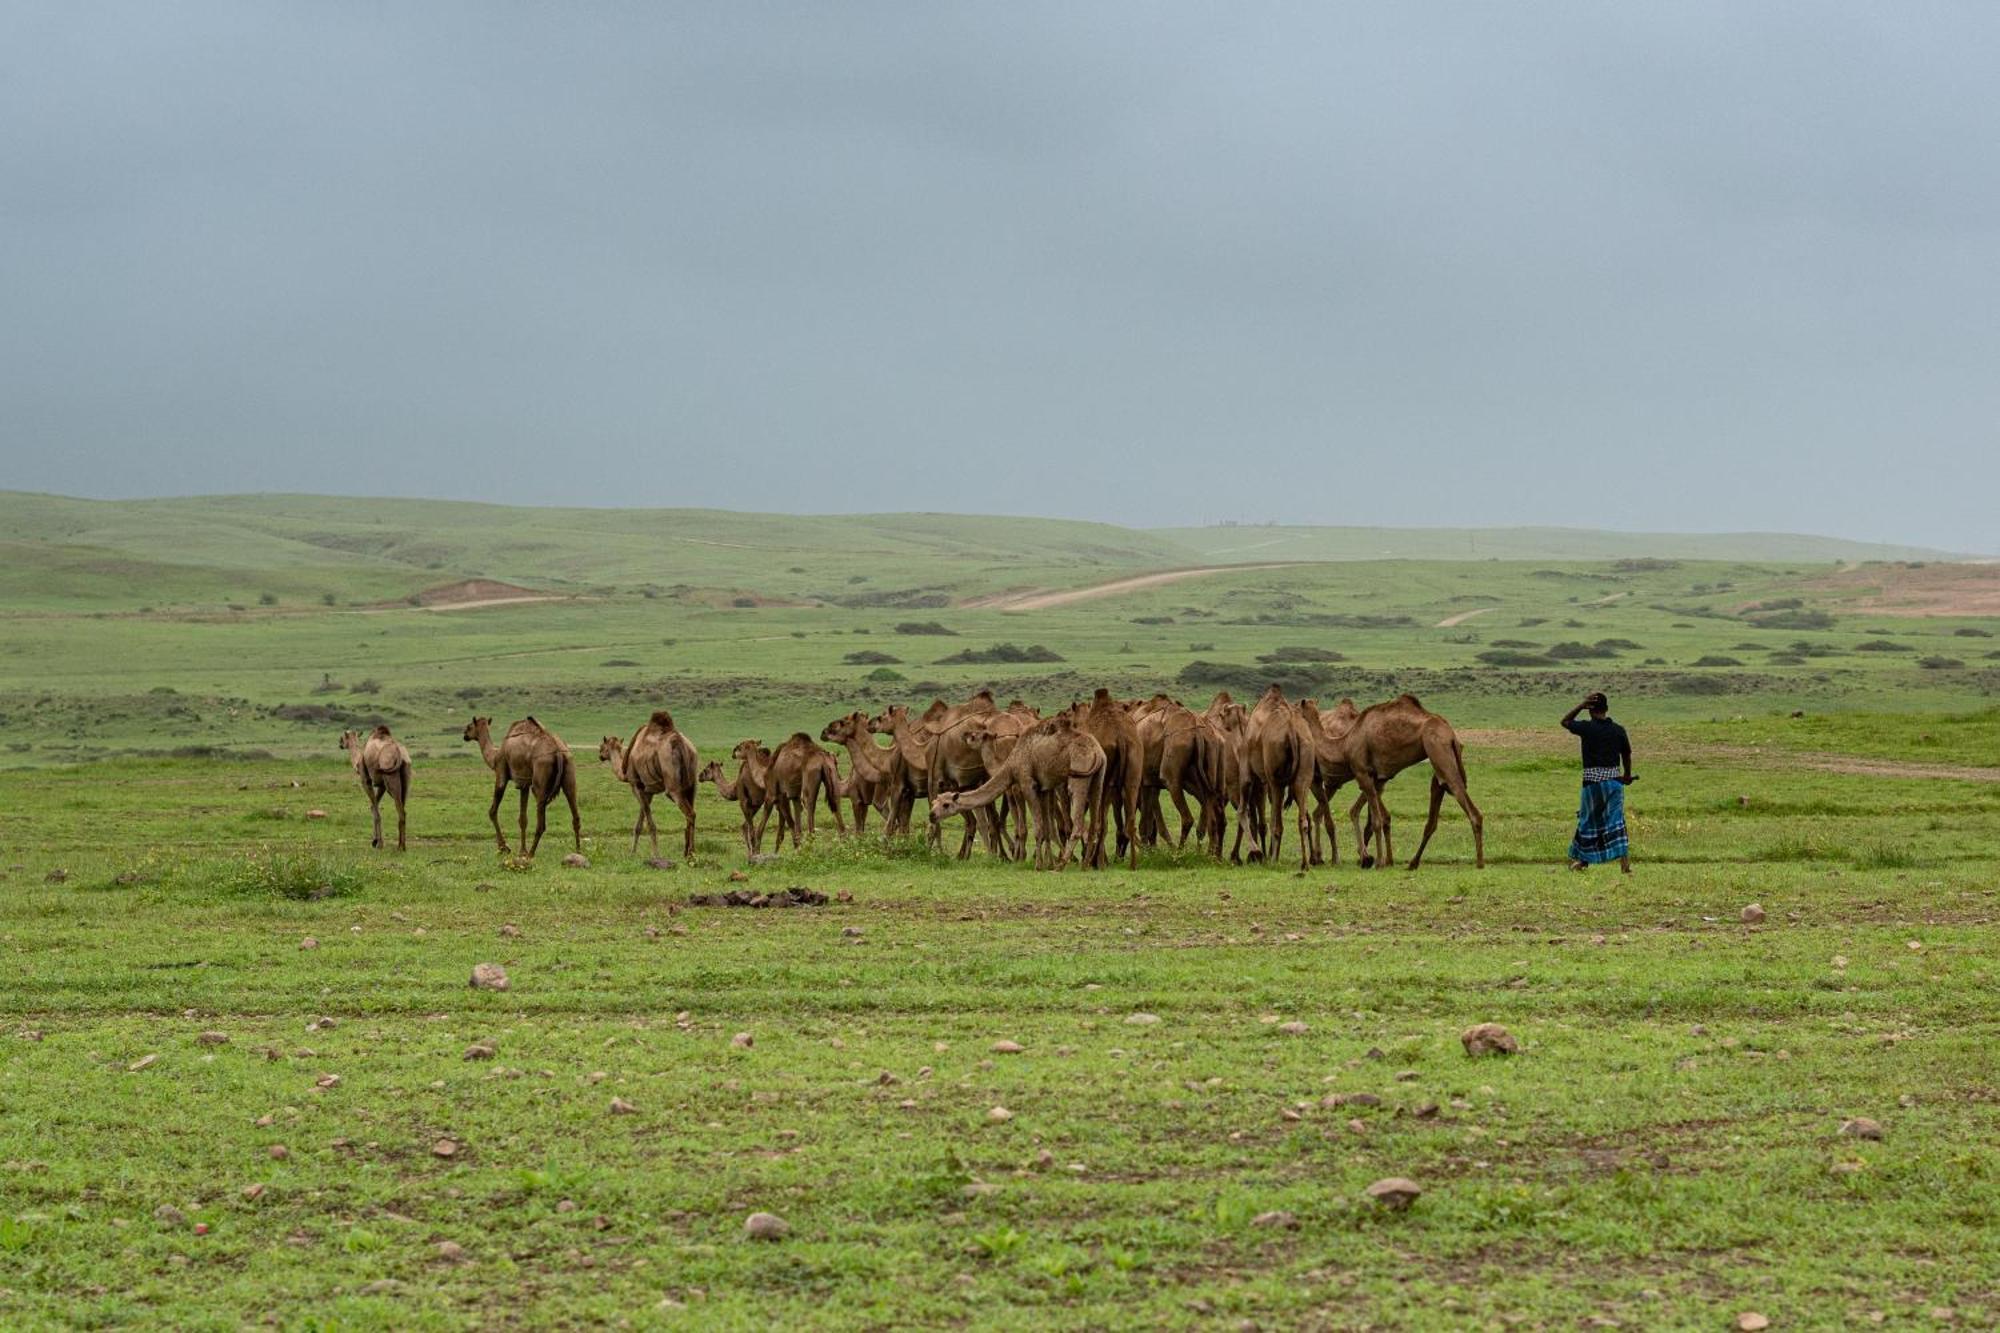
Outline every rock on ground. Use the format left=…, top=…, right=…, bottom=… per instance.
left=469, top=963, right=510, bottom=992
left=1460, top=1023, right=1518, bottom=1057
left=744, top=1211, right=789, bottom=1241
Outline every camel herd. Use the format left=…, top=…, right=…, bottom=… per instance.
left=341, top=684, right=1484, bottom=871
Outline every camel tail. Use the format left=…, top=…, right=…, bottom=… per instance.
left=546, top=748, right=568, bottom=802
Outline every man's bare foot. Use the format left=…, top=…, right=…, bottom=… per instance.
left=1568, top=859, right=1587, bottom=872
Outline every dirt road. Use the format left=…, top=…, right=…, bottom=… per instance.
left=968, top=563, right=1316, bottom=611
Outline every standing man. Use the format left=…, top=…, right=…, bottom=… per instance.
left=1561, top=691, right=1633, bottom=872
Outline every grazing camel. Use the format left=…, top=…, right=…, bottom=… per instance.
left=923, top=708, right=1027, bottom=859
left=597, top=709, right=699, bottom=859
left=1240, top=685, right=1314, bottom=870
left=931, top=715, right=1106, bottom=870
left=339, top=725, right=411, bottom=852
left=869, top=702, right=991, bottom=853
left=1341, top=694, right=1485, bottom=870
left=463, top=716, right=580, bottom=858
left=1133, top=695, right=1218, bottom=852
left=820, top=711, right=894, bottom=833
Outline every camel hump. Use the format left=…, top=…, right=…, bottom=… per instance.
left=650, top=709, right=675, bottom=729
left=370, top=724, right=394, bottom=739
left=789, top=731, right=814, bottom=745
left=1093, top=687, right=1112, bottom=702
left=1398, top=693, right=1423, bottom=710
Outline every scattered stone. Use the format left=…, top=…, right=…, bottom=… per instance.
left=877, top=1071, right=900, bottom=1086
left=1840, top=1117, right=1884, bottom=1141
left=987, top=1106, right=1014, bottom=1123
left=463, top=1043, right=497, bottom=1061
left=743, top=1211, right=789, bottom=1241
left=193, top=1030, right=229, bottom=1047
left=841, top=925, right=864, bottom=937
left=1413, top=1102, right=1440, bottom=1118
left=610, top=1097, right=637, bottom=1115
left=268, top=1144, right=290, bottom=1160
left=1737, top=1314, right=1771, bottom=1332
left=469, top=963, right=510, bottom=992
left=306, top=809, right=327, bottom=820
left=498, top=924, right=521, bottom=939
left=1394, top=1070, right=1419, bottom=1082
left=1277, top=1021, right=1309, bottom=1036
left=1347, top=1118, right=1368, bottom=1135
left=474, top=882, right=497, bottom=893
left=1741, top=903, right=1767, bottom=925
left=437, top=1240, right=466, bottom=1262
left=432, top=1138, right=460, bottom=1159
left=644, top=858, right=676, bottom=871
left=241, top=1183, right=265, bottom=1200
left=45, top=868, right=69, bottom=884
left=1363, top=1177, right=1422, bottom=1210
left=991, top=1040, right=1024, bottom=1054
left=1460, top=1023, right=1518, bottom=1057
left=1365, top=1047, right=1385, bottom=1060
left=728, top=870, right=750, bottom=883
left=315, top=1074, right=341, bottom=1089
left=299, top=937, right=319, bottom=951
left=154, top=1204, right=186, bottom=1226
left=126, top=1053, right=160, bottom=1072
left=1125, top=1012, right=1161, bottom=1026
left=562, top=853, right=589, bottom=868
left=731, top=1032, right=754, bottom=1049
left=1251, top=1210, right=1298, bottom=1230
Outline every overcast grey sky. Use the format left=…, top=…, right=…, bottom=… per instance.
left=3, top=3, right=1995, bottom=550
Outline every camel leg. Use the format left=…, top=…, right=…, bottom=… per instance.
left=488, top=776, right=511, bottom=853
left=1292, top=777, right=1313, bottom=871
left=631, top=790, right=650, bottom=855
left=386, top=769, right=409, bottom=853
left=675, top=791, right=697, bottom=861
left=565, top=768, right=582, bottom=852
left=367, top=783, right=384, bottom=850
left=1347, top=794, right=1371, bottom=867
left=1407, top=777, right=1449, bottom=870
left=528, top=784, right=552, bottom=856
left=517, top=786, right=531, bottom=857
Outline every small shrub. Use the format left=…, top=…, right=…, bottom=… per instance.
left=1546, top=641, right=1617, bottom=660
left=730, top=597, right=756, bottom=608
left=321, top=592, right=337, bottom=606
left=1188, top=641, right=1216, bottom=652
left=347, top=678, right=382, bottom=695
left=1854, top=640, right=1914, bottom=653
left=1478, top=650, right=1556, bottom=667
left=203, top=848, right=366, bottom=901
left=1917, top=656, right=1965, bottom=670
left=1691, top=655, right=1743, bottom=667
left=1952, top=627, right=1992, bottom=638
left=843, top=651, right=902, bottom=666
left=600, top=659, right=639, bottom=668
left=258, top=591, right=278, bottom=606
left=893, top=621, right=958, bottom=636
left=1256, top=646, right=1345, bottom=663
left=1130, top=615, right=1175, bottom=625
left=865, top=667, right=907, bottom=682
left=1853, top=843, right=1917, bottom=869
left=934, top=643, right=1065, bottom=665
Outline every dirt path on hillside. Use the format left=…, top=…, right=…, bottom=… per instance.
left=1435, top=607, right=1499, bottom=628
left=354, top=595, right=568, bottom=615
left=967, top=563, right=1316, bottom=611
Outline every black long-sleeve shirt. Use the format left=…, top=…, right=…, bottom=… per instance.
left=1563, top=716, right=1630, bottom=770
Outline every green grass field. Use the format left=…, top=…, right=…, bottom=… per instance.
left=0, top=497, right=1994, bottom=1329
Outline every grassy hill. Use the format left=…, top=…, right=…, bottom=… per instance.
left=1, top=493, right=1975, bottom=613
left=1155, top=524, right=1979, bottom=565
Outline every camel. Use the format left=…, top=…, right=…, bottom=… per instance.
left=1339, top=694, right=1485, bottom=870
left=1298, top=697, right=1365, bottom=865
left=698, top=755, right=768, bottom=858
left=1240, top=685, right=1314, bottom=870
left=463, top=716, right=580, bottom=858
left=597, top=709, right=699, bottom=859
left=720, top=741, right=783, bottom=856
left=869, top=700, right=999, bottom=854
left=1201, top=691, right=1252, bottom=861
left=1134, top=697, right=1236, bottom=859
left=820, top=711, right=895, bottom=833
left=931, top=715, right=1106, bottom=870
left=1074, top=688, right=1144, bottom=869
left=922, top=708, right=1028, bottom=859
left=339, top=725, right=411, bottom=851
left=764, top=733, right=847, bottom=848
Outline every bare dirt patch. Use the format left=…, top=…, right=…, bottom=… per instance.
left=967, top=563, right=1318, bottom=612
left=1435, top=606, right=1499, bottom=628
left=1811, top=562, right=2000, bottom=618
left=363, top=580, right=560, bottom=612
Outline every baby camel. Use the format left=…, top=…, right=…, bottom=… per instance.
left=338, top=725, right=411, bottom=851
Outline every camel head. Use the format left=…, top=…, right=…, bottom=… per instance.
left=697, top=760, right=724, bottom=783
left=961, top=721, right=999, bottom=749
left=731, top=738, right=764, bottom=765
left=338, top=730, right=359, bottom=753
left=869, top=706, right=907, bottom=735
left=1260, top=683, right=1285, bottom=702
left=821, top=712, right=861, bottom=744
left=462, top=716, right=491, bottom=743
left=929, top=792, right=968, bottom=822
left=597, top=736, right=622, bottom=764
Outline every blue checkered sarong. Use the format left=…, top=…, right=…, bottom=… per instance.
left=1569, top=776, right=1629, bottom=864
